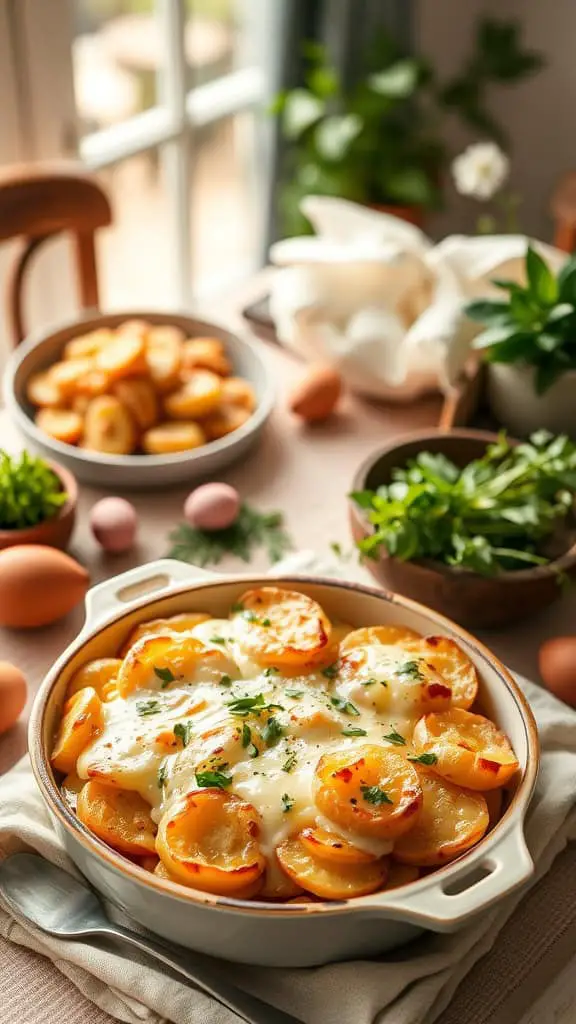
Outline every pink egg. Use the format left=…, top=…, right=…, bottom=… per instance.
left=90, top=497, right=138, bottom=553
left=184, top=483, right=240, bottom=531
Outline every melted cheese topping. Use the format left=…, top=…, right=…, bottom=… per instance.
left=76, top=615, right=446, bottom=889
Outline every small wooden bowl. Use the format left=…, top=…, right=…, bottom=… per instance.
left=0, top=460, right=77, bottom=552
left=349, top=429, right=576, bottom=630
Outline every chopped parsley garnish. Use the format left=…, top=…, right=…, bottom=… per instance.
left=248, top=742, right=259, bottom=759
left=285, top=689, right=304, bottom=698
left=210, top=635, right=227, bottom=645
left=153, top=665, right=175, bottom=687
left=195, top=769, right=232, bottom=789
left=322, top=663, right=339, bottom=679
left=157, top=761, right=168, bottom=788
left=282, top=750, right=298, bottom=773
left=383, top=729, right=407, bottom=746
left=330, top=696, right=360, bottom=717
left=231, top=601, right=245, bottom=613
left=262, top=716, right=284, bottom=747
left=136, top=699, right=162, bottom=716
left=408, top=752, right=438, bottom=766
left=220, top=674, right=232, bottom=686
left=264, top=667, right=279, bottom=677
left=363, top=678, right=377, bottom=687
left=398, top=660, right=424, bottom=680
left=281, top=793, right=294, bottom=813
left=226, top=693, right=284, bottom=717
left=262, top=617, right=271, bottom=626
left=361, top=785, right=393, bottom=805
left=173, top=721, right=194, bottom=747
left=241, top=610, right=272, bottom=627
left=341, top=725, right=367, bottom=737
left=241, top=723, right=260, bottom=758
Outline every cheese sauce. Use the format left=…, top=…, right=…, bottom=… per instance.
left=77, top=617, right=432, bottom=877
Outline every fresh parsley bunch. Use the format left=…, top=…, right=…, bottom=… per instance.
left=466, top=245, right=576, bottom=394
left=352, top=431, right=576, bottom=576
left=0, top=449, right=67, bottom=530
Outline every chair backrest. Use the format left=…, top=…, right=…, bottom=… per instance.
left=0, top=161, right=112, bottom=347
left=551, top=171, right=576, bottom=254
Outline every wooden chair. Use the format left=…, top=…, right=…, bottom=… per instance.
left=551, top=171, right=576, bottom=254
left=0, top=161, right=112, bottom=347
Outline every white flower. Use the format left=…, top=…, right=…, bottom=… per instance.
left=451, top=142, right=510, bottom=201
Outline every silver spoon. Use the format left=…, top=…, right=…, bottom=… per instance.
left=0, top=853, right=303, bottom=1024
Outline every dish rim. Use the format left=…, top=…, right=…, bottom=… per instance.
left=29, top=572, right=540, bottom=918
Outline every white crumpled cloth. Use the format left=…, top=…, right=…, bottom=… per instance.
left=1, top=552, right=576, bottom=1024
left=269, top=196, right=566, bottom=401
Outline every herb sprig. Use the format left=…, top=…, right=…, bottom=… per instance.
left=352, top=430, right=576, bottom=576
left=0, top=450, right=67, bottom=530
left=167, top=503, right=293, bottom=567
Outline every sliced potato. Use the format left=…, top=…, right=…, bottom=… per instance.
left=117, top=632, right=229, bottom=696
left=165, top=370, right=222, bottom=420
left=66, top=658, right=122, bottom=701
left=233, top=587, right=332, bottom=668
left=156, top=789, right=265, bottom=894
left=182, top=337, right=232, bottom=377
left=258, top=867, right=304, bottom=900
left=142, top=421, right=206, bottom=454
left=146, top=329, right=182, bottom=393
left=315, top=745, right=422, bottom=839
left=483, top=787, right=504, bottom=829
left=139, top=854, right=160, bottom=873
left=77, top=780, right=157, bottom=855
left=341, top=625, right=422, bottom=654
left=75, top=368, right=110, bottom=397
left=121, top=612, right=211, bottom=656
left=393, top=772, right=489, bottom=867
left=412, top=708, right=519, bottom=791
left=113, top=377, right=159, bottom=430
left=117, top=319, right=151, bottom=340
left=276, top=835, right=387, bottom=899
left=48, top=358, right=95, bottom=399
left=26, top=371, right=63, bottom=408
left=51, top=687, right=104, bottom=775
left=61, top=771, right=85, bottom=812
left=35, top=408, right=84, bottom=445
left=220, top=376, right=257, bottom=412
left=405, top=636, right=478, bottom=710
left=83, top=395, right=137, bottom=455
left=64, top=329, right=115, bottom=360
left=154, top=853, right=263, bottom=898
left=299, top=826, right=376, bottom=865
left=96, top=333, right=147, bottom=380
left=382, top=862, right=420, bottom=890
left=202, top=403, right=251, bottom=440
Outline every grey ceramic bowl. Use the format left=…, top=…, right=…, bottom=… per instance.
left=4, top=311, right=274, bottom=489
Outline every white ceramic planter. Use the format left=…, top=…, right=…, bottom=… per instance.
left=487, top=363, right=576, bottom=438
left=29, top=560, right=539, bottom=967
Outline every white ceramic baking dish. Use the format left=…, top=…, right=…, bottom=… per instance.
left=29, top=560, right=539, bottom=967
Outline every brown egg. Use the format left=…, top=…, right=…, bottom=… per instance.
left=0, top=545, right=89, bottom=628
left=0, top=662, right=27, bottom=734
left=538, top=636, right=576, bottom=707
left=288, top=363, right=342, bottom=422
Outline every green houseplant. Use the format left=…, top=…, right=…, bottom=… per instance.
left=466, top=246, right=576, bottom=437
left=0, top=450, right=77, bottom=551
left=273, top=19, right=543, bottom=237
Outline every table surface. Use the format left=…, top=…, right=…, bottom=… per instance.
left=1, top=283, right=575, bottom=1023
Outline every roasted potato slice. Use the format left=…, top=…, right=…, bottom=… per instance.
left=61, top=771, right=85, bottom=812
left=64, top=329, right=114, bottom=361
left=299, top=826, right=376, bottom=865
left=412, top=708, right=519, bottom=791
left=75, top=369, right=110, bottom=397
left=113, top=377, right=159, bottom=430
left=146, top=329, right=182, bottom=393
left=276, top=835, right=387, bottom=899
left=341, top=625, right=422, bottom=654
left=201, top=403, right=251, bottom=440
left=156, top=789, right=265, bottom=894
left=48, top=358, right=95, bottom=399
left=117, top=632, right=231, bottom=696
left=96, top=333, right=147, bottom=380
left=142, top=421, right=206, bottom=454
left=483, top=787, right=504, bottom=829
left=83, top=395, right=137, bottom=455
left=381, top=862, right=420, bottom=890
left=121, top=612, right=211, bottom=656
left=393, top=772, right=489, bottom=867
left=314, top=745, right=422, bottom=840
left=233, top=587, right=332, bottom=668
left=77, top=780, right=157, bottom=855
left=26, top=371, right=63, bottom=408
left=165, top=370, right=222, bottom=420
left=139, top=854, right=160, bottom=873
left=182, top=337, right=232, bottom=377
left=154, top=852, right=263, bottom=898
left=220, top=377, right=257, bottom=412
left=66, top=658, right=122, bottom=701
left=51, top=687, right=104, bottom=775
left=404, top=636, right=478, bottom=710
left=35, top=408, right=84, bottom=445
left=258, top=866, right=304, bottom=900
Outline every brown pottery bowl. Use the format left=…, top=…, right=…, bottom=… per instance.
left=0, top=460, right=77, bottom=552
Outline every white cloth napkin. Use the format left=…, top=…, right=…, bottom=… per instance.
left=1, top=556, right=576, bottom=1024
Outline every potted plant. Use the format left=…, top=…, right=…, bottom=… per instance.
left=272, top=19, right=543, bottom=237
left=465, top=246, right=576, bottom=437
left=0, top=450, right=78, bottom=551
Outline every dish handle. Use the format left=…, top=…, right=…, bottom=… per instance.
left=367, top=824, right=533, bottom=930
left=83, top=559, right=218, bottom=632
